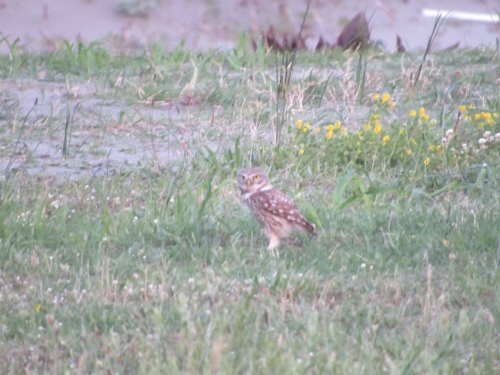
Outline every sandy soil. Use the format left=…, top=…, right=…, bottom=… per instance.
left=0, top=0, right=499, bottom=52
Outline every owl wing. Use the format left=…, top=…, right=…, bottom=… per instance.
left=251, top=188, right=317, bottom=236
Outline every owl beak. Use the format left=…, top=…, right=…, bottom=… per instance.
left=246, top=179, right=252, bottom=186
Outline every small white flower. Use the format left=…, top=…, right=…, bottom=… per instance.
left=495, top=133, right=500, bottom=141
left=361, top=263, right=366, bottom=268
left=442, top=137, right=448, bottom=144
left=483, top=131, right=491, bottom=139
left=445, top=129, right=454, bottom=137
left=478, top=138, right=487, bottom=145
left=461, top=143, right=468, bottom=150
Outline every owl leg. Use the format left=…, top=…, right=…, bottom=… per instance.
left=267, top=233, right=280, bottom=251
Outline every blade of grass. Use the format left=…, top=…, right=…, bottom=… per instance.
left=413, top=11, right=448, bottom=87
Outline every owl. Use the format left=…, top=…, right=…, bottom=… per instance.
left=237, top=167, right=317, bottom=250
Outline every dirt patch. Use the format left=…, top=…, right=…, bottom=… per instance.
left=0, top=79, right=214, bottom=180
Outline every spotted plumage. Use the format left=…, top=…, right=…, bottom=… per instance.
left=237, top=167, right=317, bottom=250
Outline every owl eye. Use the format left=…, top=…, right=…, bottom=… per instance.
left=253, top=175, right=260, bottom=180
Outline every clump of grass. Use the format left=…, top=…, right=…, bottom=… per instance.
left=273, top=1, right=311, bottom=147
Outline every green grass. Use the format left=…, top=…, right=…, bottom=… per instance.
left=1, top=37, right=500, bottom=374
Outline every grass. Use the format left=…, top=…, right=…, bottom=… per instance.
left=1, top=36, right=500, bottom=374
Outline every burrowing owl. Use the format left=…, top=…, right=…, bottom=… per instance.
left=237, top=167, right=317, bottom=250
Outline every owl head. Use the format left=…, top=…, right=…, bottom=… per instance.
left=237, top=167, right=271, bottom=194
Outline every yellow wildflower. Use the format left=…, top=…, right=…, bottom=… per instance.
left=406, top=149, right=412, bottom=155
left=494, top=113, right=499, bottom=119
left=296, top=120, right=303, bottom=129
left=429, top=144, right=435, bottom=151
left=35, top=304, right=42, bottom=312
left=326, top=131, right=333, bottom=140
left=299, top=149, right=304, bottom=155
left=374, top=125, right=382, bottom=134
left=389, top=102, right=396, bottom=109
left=469, top=104, right=476, bottom=109
left=409, top=110, right=417, bottom=117
left=302, top=122, right=310, bottom=132
left=334, top=121, right=342, bottom=130
left=424, top=157, right=430, bottom=166
left=326, top=124, right=334, bottom=132
left=459, top=105, right=466, bottom=112
left=381, top=93, right=390, bottom=104
left=399, top=129, right=404, bottom=135
left=436, top=145, right=442, bottom=151
left=340, top=127, right=348, bottom=135
left=474, top=113, right=481, bottom=120
left=372, top=93, right=380, bottom=101
left=382, top=135, right=390, bottom=145
left=409, top=137, right=416, bottom=144
left=419, top=107, right=426, bottom=116
left=422, top=113, right=429, bottom=121
left=313, top=128, right=320, bottom=134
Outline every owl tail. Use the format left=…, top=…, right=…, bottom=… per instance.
left=304, top=221, right=317, bottom=236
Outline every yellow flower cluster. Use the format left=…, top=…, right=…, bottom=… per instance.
left=326, top=121, right=342, bottom=139
left=364, top=114, right=382, bottom=133
left=382, top=134, right=390, bottom=146
left=409, top=107, right=429, bottom=121
left=296, top=120, right=311, bottom=132
left=419, top=107, right=429, bottom=121
left=473, top=112, right=496, bottom=124
left=372, top=92, right=395, bottom=108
